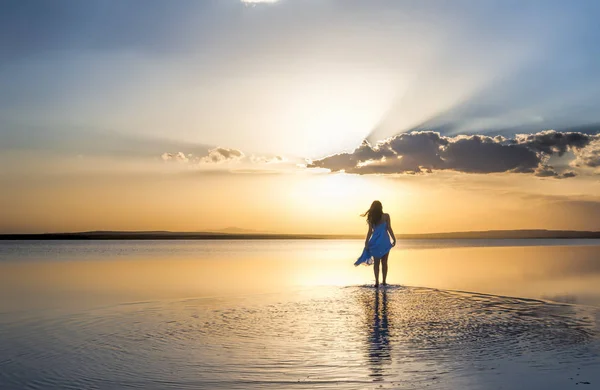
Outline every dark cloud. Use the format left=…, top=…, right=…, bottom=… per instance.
left=442, top=135, right=539, bottom=173
left=515, top=130, right=593, bottom=156
left=386, top=132, right=447, bottom=172
left=307, top=131, right=600, bottom=178
left=574, top=139, right=600, bottom=168
left=307, top=140, right=392, bottom=172
left=533, top=165, right=576, bottom=179
left=533, top=165, right=560, bottom=178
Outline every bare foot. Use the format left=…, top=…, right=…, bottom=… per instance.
left=374, top=283, right=379, bottom=288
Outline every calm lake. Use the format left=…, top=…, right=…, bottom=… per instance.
left=1, top=239, right=599, bottom=389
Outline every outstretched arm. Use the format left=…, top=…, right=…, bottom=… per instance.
left=364, top=223, right=373, bottom=248
left=387, top=214, right=396, bottom=246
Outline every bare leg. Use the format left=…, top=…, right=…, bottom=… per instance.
left=374, top=258, right=381, bottom=287
left=382, top=253, right=389, bottom=285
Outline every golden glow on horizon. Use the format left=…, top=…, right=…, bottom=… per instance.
left=1, top=161, right=600, bottom=234
left=290, top=174, right=383, bottom=209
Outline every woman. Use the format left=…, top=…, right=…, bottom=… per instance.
left=354, top=200, right=396, bottom=287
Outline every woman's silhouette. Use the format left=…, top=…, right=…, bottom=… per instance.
left=358, top=201, right=396, bottom=287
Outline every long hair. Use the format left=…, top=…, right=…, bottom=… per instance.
left=362, top=200, right=383, bottom=227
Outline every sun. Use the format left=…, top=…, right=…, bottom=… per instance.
left=288, top=173, right=371, bottom=210
left=286, top=171, right=409, bottom=225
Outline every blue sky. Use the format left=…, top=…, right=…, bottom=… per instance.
left=3, top=0, right=600, bottom=158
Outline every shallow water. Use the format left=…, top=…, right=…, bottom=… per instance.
left=1, top=240, right=600, bottom=389
left=1, top=286, right=599, bottom=389
left=2, top=239, right=600, bottom=310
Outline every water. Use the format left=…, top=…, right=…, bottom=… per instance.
left=2, top=239, right=600, bottom=263
left=1, top=240, right=600, bottom=389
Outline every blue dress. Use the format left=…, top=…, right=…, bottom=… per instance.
left=354, top=221, right=393, bottom=266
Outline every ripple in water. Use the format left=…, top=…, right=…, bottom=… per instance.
left=1, top=286, right=599, bottom=389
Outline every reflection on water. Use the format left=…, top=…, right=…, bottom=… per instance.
left=1, top=286, right=598, bottom=390
left=365, top=288, right=391, bottom=381
left=1, top=240, right=600, bottom=389
left=2, top=240, right=600, bottom=311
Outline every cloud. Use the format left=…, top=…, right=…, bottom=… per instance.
left=307, top=130, right=599, bottom=178
left=514, top=130, right=593, bottom=156
left=533, top=165, right=576, bottom=179
left=573, top=139, right=600, bottom=168
left=249, top=155, right=286, bottom=164
left=442, top=135, right=539, bottom=174
left=161, top=147, right=287, bottom=167
left=161, top=152, right=189, bottom=162
left=201, top=147, right=244, bottom=163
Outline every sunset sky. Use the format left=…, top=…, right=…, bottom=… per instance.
left=2, top=0, right=600, bottom=234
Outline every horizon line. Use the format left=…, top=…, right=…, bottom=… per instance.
left=2, top=229, right=600, bottom=240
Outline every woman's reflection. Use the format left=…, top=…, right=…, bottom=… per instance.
left=367, top=288, right=392, bottom=380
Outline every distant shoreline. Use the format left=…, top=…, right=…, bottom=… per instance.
left=1, top=229, right=600, bottom=240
